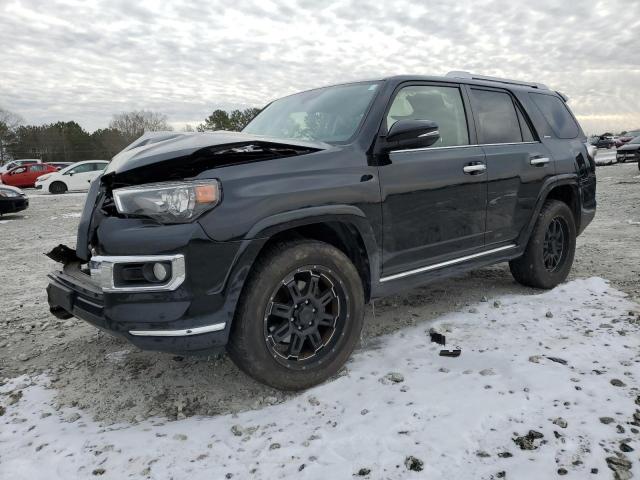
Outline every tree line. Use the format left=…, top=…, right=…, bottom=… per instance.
left=0, top=107, right=261, bottom=166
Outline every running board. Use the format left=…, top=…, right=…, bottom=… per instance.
left=380, top=244, right=517, bottom=283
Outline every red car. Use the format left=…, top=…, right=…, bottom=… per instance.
left=1, top=163, right=59, bottom=188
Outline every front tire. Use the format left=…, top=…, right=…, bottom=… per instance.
left=49, top=181, right=67, bottom=194
left=228, top=240, right=365, bottom=390
left=509, top=200, right=576, bottom=289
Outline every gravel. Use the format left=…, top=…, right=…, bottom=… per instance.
left=0, top=163, right=639, bottom=425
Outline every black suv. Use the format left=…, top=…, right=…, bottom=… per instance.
left=47, top=72, right=596, bottom=390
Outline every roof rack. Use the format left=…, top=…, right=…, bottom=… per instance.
left=445, top=71, right=548, bottom=90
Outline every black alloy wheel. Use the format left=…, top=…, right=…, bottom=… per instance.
left=228, top=240, right=364, bottom=390
left=509, top=199, right=576, bottom=289
left=264, top=266, right=346, bottom=367
left=542, top=217, right=568, bottom=272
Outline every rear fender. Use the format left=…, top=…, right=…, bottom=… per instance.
left=518, top=174, right=580, bottom=246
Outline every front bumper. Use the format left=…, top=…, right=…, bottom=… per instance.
left=44, top=215, right=265, bottom=355
left=617, top=151, right=639, bottom=162
left=47, top=261, right=231, bottom=354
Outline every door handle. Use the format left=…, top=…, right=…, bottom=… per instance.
left=463, top=164, right=486, bottom=174
left=530, top=157, right=550, bottom=166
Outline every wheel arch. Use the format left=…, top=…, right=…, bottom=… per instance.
left=226, top=206, right=378, bottom=307
left=253, top=208, right=377, bottom=302
left=49, top=179, right=68, bottom=193
left=519, top=175, right=581, bottom=246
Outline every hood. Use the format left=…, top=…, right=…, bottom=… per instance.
left=105, top=131, right=331, bottom=176
left=618, top=143, right=640, bottom=151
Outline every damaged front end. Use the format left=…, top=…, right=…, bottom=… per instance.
left=45, top=131, right=326, bottom=354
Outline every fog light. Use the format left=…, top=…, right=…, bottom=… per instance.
left=152, top=262, right=170, bottom=282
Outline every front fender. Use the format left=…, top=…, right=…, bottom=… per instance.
left=216, top=205, right=381, bottom=329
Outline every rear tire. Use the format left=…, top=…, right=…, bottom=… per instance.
left=509, top=200, right=576, bottom=289
left=49, top=181, right=67, bottom=194
left=228, top=240, right=364, bottom=390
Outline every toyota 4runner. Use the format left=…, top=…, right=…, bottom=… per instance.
left=47, top=72, right=596, bottom=390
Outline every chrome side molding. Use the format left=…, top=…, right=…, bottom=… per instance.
left=380, top=244, right=517, bottom=283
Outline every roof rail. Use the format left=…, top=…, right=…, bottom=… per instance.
left=446, top=71, right=549, bottom=90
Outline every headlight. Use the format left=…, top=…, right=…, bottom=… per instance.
left=0, top=189, right=20, bottom=198
left=112, top=180, right=221, bottom=224
left=37, top=174, right=52, bottom=182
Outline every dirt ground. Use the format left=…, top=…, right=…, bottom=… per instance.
left=1, top=159, right=639, bottom=424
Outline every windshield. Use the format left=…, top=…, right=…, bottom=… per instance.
left=630, top=136, right=640, bottom=144
left=243, top=82, right=380, bottom=143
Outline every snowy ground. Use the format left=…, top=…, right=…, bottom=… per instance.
left=2, top=278, right=639, bottom=479
left=1, top=162, right=639, bottom=479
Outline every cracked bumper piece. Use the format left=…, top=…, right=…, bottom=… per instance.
left=46, top=250, right=239, bottom=355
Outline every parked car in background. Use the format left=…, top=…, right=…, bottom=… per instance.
left=35, top=160, right=109, bottom=194
left=0, top=163, right=58, bottom=188
left=0, top=159, right=42, bottom=175
left=0, top=185, right=29, bottom=215
left=615, top=130, right=640, bottom=147
left=46, top=162, right=74, bottom=170
left=616, top=136, right=640, bottom=164
left=590, top=135, right=615, bottom=149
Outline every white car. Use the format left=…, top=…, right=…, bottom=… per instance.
left=35, top=160, right=109, bottom=194
left=0, top=159, right=42, bottom=176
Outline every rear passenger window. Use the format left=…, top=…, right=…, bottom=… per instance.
left=470, top=89, right=523, bottom=144
left=387, top=85, right=469, bottom=147
left=530, top=93, right=579, bottom=139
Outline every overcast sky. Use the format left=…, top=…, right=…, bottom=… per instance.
left=1, top=0, right=639, bottom=134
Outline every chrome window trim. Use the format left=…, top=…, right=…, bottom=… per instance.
left=391, top=141, right=540, bottom=154
left=380, top=244, right=517, bottom=283
left=89, top=254, right=186, bottom=292
left=129, top=322, right=226, bottom=337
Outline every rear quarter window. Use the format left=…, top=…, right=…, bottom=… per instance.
left=530, top=93, right=579, bottom=139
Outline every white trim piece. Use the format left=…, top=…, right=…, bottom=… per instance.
left=89, top=254, right=186, bottom=292
left=380, top=244, right=517, bottom=283
left=129, top=322, right=226, bottom=337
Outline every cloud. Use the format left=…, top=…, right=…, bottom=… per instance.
left=1, top=0, right=639, bottom=133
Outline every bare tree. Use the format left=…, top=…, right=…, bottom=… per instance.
left=109, top=110, right=172, bottom=144
left=0, top=108, right=24, bottom=165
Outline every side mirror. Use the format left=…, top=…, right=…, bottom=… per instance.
left=385, top=120, right=440, bottom=151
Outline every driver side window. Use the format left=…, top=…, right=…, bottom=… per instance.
left=387, top=85, right=470, bottom=148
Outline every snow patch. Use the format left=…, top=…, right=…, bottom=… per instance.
left=1, top=278, right=638, bottom=479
